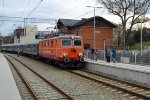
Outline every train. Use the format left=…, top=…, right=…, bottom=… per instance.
left=1, top=35, right=84, bottom=67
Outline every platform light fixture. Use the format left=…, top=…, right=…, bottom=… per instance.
left=86, top=6, right=103, bottom=49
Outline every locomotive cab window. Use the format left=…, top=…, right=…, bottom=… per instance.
left=62, top=39, right=71, bottom=46
left=74, top=39, right=82, bottom=46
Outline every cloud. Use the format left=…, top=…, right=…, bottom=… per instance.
left=3, top=0, right=150, bottom=36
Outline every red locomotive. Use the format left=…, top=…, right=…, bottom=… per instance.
left=39, top=35, right=84, bottom=67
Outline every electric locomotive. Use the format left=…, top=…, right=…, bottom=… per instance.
left=39, top=35, right=84, bottom=67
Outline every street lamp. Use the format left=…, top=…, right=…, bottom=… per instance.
left=86, top=6, right=102, bottom=49
left=140, top=15, right=145, bottom=56
left=141, top=18, right=143, bottom=56
left=103, top=38, right=106, bottom=61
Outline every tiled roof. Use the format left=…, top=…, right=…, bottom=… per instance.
left=73, top=16, right=117, bottom=28
left=58, top=19, right=80, bottom=27
left=58, top=16, right=117, bottom=28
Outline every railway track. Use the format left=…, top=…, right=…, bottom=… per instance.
left=5, top=53, right=148, bottom=100
left=5, top=55, right=73, bottom=100
left=68, top=69, right=150, bottom=100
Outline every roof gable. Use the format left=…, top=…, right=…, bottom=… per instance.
left=73, top=16, right=117, bottom=28
left=58, top=19, right=80, bottom=27
left=57, top=16, right=117, bottom=28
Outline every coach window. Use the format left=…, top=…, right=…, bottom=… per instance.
left=56, top=40, right=57, bottom=46
left=62, top=39, right=71, bottom=46
left=44, top=43, right=46, bottom=47
left=48, top=41, right=49, bottom=46
left=49, top=41, right=51, bottom=46
left=74, top=39, right=82, bottom=46
left=41, top=42, right=43, bottom=47
left=46, top=42, right=48, bottom=47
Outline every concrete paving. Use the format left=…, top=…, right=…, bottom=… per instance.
left=85, top=58, right=150, bottom=72
left=0, top=53, right=22, bottom=100
left=84, top=58, right=150, bottom=86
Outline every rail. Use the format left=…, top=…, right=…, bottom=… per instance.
left=5, top=54, right=74, bottom=100
left=67, top=69, right=150, bottom=100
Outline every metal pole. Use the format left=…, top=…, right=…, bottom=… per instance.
left=141, top=19, right=142, bottom=56
left=104, top=40, right=105, bottom=61
left=2, top=37, right=3, bottom=45
left=134, top=51, right=136, bottom=64
left=55, top=20, right=57, bottom=32
left=94, top=7, right=96, bottom=49
left=24, top=18, right=26, bottom=36
left=86, top=6, right=102, bottom=49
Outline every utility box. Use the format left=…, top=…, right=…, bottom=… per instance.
left=144, top=46, right=150, bottom=50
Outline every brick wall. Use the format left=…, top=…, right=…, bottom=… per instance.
left=72, top=26, right=113, bottom=50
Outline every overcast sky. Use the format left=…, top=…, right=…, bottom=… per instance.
left=0, top=0, right=131, bottom=36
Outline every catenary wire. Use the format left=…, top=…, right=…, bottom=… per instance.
left=19, top=0, right=32, bottom=18
left=74, top=8, right=100, bottom=19
left=0, top=0, right=5, bottom=28
left=56, top=0, right=90, bottom=18
left=26, top=0, right=43, bottom=18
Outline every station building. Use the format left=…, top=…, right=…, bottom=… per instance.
left=57, top=16, right=117, bottom=50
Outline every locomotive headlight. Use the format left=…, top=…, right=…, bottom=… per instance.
left=71, top=35, right=74, bottom=39
left=79, top=52, right=83, bottom=57
left=63, top=53, right=68, bottom=57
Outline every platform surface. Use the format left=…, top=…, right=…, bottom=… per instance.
left=0, top=53, right=22, bottom=100
left=85, top=58, right=150, bottom=85
left=85, top=58, right=150, bottom=73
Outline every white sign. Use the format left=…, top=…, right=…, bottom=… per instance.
left=95, top=31, right=100, bottom=34
left=121, top=57, right=130, bottom=63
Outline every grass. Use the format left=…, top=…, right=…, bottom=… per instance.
left=130, top=41, right=150, bottom=50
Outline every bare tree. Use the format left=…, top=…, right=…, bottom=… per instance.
left=98, top=0, right=150, bottom=49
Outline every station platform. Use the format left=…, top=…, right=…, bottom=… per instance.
left=0, top=53, right=22, bottom=100
left=84, top=58, right=150, bottom=86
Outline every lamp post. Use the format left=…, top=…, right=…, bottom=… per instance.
left=140, top=15, right=146, bottom=56
left=141, top=19, right=142, bottom=56
left=103, top=38, right=106, bottom=61
left=86, top=6, right=102, bottom=49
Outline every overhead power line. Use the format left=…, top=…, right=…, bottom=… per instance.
left=56, top=0, right=90, bottom=18
left=27, top=0, right=43, bottom=18
left=74, top=9, right=100, bottom=19
left=0, top=16, right=55, bottom=23
left=19, top=0, right=32, bottom=17
left=0, top=0, right=5, bottom=28
left=2, top=0, right=4, bottom=15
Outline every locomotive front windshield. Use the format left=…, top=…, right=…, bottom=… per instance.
left=74, top=39, right=82, bottom=46
left=62, top=40, right=72, bottom=46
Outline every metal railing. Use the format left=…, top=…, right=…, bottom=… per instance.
left=84, top=50, right=150, bottom=65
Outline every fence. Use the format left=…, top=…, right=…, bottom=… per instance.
left=84, top=50, right=150, bottom=65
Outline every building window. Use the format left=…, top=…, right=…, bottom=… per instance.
left=76, top=31, right=78, bottom=36
left=84, top=44, right=90, bottom=49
